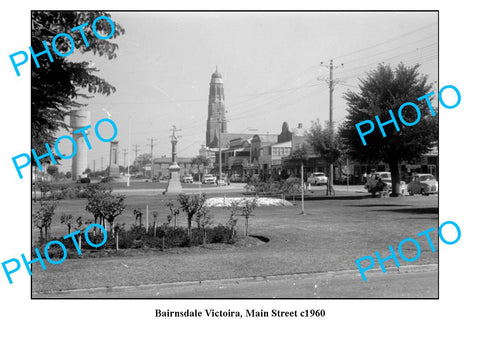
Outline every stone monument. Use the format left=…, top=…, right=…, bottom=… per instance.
left=108, top=141, right=121, bottom=178
left=165, top=125, right=183, bottom=194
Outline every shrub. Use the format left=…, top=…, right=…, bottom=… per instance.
left=208, top=225, right=234, bottom=244
left=164, top=227, right=190, bottom=248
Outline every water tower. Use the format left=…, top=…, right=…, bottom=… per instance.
left=70, top=110, right=91, bottom=181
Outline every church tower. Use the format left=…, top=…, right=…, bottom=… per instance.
left=206, top=67, right=227, bottom=148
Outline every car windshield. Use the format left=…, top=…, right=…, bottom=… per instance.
left=419, top=175, right=435, bottom=181
left=380, top=174, right=391, bottom=179
left=313, top=173, right=325, bottom=176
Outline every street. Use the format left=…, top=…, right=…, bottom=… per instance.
left=34, top=264, right=437, bottom=298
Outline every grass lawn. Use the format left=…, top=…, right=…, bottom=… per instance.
left=31, top=192, right=438, bottom=293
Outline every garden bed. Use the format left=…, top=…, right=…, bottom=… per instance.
left=204, top=197, right=293, bottom=208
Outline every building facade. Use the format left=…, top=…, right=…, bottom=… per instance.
left=152, top=157, right=195, bottom=179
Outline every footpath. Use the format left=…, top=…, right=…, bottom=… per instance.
left=33, top=264, right=437, bottom=298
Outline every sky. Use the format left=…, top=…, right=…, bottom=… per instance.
left=57, top=11, right=438, bottom=172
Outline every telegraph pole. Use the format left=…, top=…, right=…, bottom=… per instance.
left=320, top=59, right=343, bottom=196
left=217, top=116, right=227, bottom=185
left=132, top=144, right=140, bottom=167
left=147, top=137, right=157, bottom=179
left=122, top=148, right=128, bottom=168
left=218, top=125, right=222, bottom=184
left=127, top=116, right=132, bottom=187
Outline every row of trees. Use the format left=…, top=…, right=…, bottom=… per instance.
left=299, top=63, right=437, bottom=197
left=34, top=183, right=258, bottom=251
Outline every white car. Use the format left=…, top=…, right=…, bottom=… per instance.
left=202, top=174, right=216, bottom=184
left=407, top=174, right=438, bottom=196
left=307, top=172, right=328, bottom=185
left=183, top=175, right=193, bottom=184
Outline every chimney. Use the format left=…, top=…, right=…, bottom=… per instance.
left=298, top=123, right=303, bottom=128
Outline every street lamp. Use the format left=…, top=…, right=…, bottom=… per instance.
left=127, top=115, right=131, bottom=187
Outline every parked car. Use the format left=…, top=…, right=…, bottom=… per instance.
left=306, top=172, right=328, bottom=185
left=407, top=174, right=438, bottom=196
left=230, top=174, right=243, bottom=182
left=202, top=174, right=216, bottom=184
left=365, top=172, right=392, bottom=193
left=183, top=175, right=194, bottom=184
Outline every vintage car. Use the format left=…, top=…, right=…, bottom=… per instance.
left=365, top=172, right=392, bottom=194
left=306, top=172, right=328, bottom=185
left=202, top=174, right=216, bottom=184
left=183, top=175, right=194, bottom=184
left=407, top=174, right=438, bottom=196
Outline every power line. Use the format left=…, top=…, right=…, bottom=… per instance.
left=333, top=22, right=437, bottom=60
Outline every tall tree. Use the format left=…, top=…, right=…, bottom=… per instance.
left=32, top=11, right=125, bottom=152
left=306, top=119, right=342, bottom=195
left=339, top=63, right=438, bottom=196
left=46, top=165, right=59, bottom=180
left=191, top=155, right=209, bottom=181
left=290, top=143, right=310, bottom=213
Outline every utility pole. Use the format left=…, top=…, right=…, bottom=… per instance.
left=132, top=144, right=140, bottom=173
left=101, top=156, right=103, bottom=172
left=147, top=137, right=157, bottom=179
left=93, top=160, right=96, bottom=173
left=122, top=148, right=128, bottom=168
left=320, top=59, right=343, bottom=196
left=127, top=116, right=132, bottom=187
left=217, top=117, right=226, bottom=185
left=218, top=125, right=222, bottom=184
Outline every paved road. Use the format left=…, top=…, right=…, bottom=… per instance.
left=34, top=265, right=437, bottom=298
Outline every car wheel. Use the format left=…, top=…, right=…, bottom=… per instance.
left=420, top=189, right=426, bottom=196
left=408, top=190, right=414, bottom=196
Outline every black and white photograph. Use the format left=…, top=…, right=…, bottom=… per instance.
left=28, top=10, right=439, bottom=298
left=1, top=1, right=478, bottom=338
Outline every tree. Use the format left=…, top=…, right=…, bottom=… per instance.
left=152, top=211, right=159, bottom=238
left=241, top=198, right=257, bottom=237
left=226, top=201, right=240, bottom=238
left=33, top=201, right=56, bottom=242
left=166, top=202, right=180, bottom=227
left=290, top=144, right=309, bottom=213
left=98, top=194, right=126, bottom=233
left=60, top=213, right=73, bottom=234
left=195, top=206, right=213, bottom=245
left=191, top=155, right=209, bottom=181
left=339, top=63, right=438, bottom=196
left=85, top=184, right=125, bottom=232
left=306, top=119, right=342, bottom=195
left=178, top=193, right=206, bottom=238
left=85, top=184, right=110, bottom=224
left=32, top=11, right=125, bottom=152
left=46, top=165, right=59, bottom=181
left=133, top=208, right=143, bottom=226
